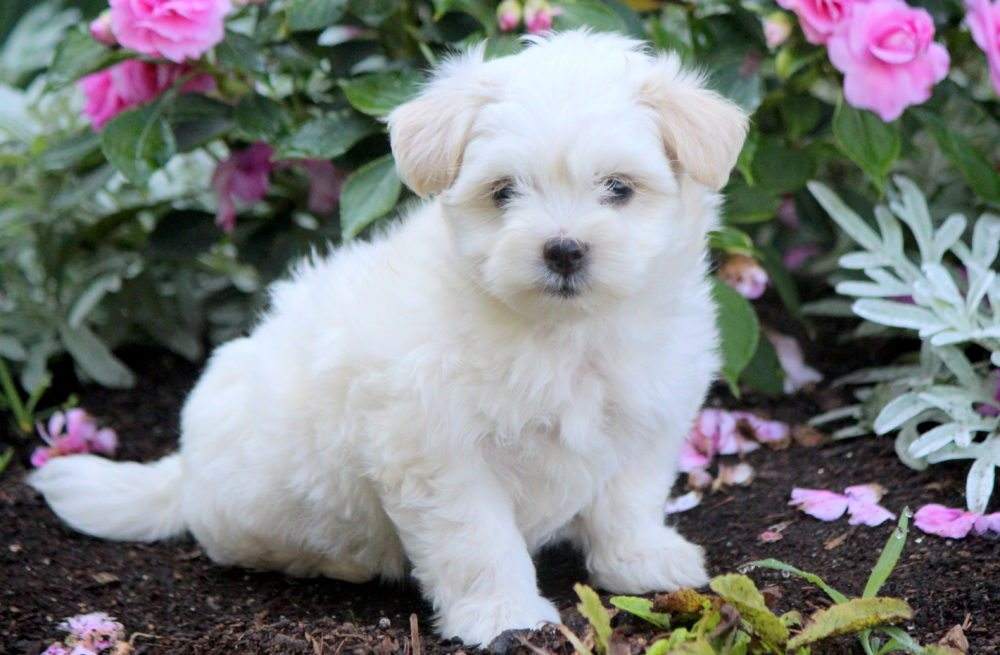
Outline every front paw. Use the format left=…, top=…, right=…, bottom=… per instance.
left=438, top=594, right=561, bottom=647
left=587, top=527, right=709, bottom=594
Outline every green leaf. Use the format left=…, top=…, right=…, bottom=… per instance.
left=574, top=584, right=612, bottom=652
left=340, top=154, right=401, bottom=240
left=46, top=26, right=122, bottom=89
left=69, top=273, right=123, bottom=328
left=37, top=130, right=102, bottom=171
left=348, top=0, right=400, bottom=25
left=169, top=94, right=233, bottom=152
left=287, top=0, right=347, bottom=30
left=340, top=70, right=423, bottom=117
left=554, top=0, right=630, bottom=32
left=274, top=111, right=376, bottom=159
left=863, top=509, right=909, bottom=599
left=0, top=335, right=26, bottom=361
left=100, top=103, right=176, bottom=185
left=712, top=279, right=760, bottom=394
left=787, top=598, right=913, bottom=649
left=724, top=183, right=781, bottom=224
left=808, top=181, right=883, bottom=252
left=740, top=336, right=785, bottom=396
left=706, top=47, right=765, bottom=114
left=59, top=323, right=136, bottom=388
left=432, top=0, right=496, bottom=29
left=914, top=109, right=1000, bottom=205
left=235, top=94, right=293, bottom=142
left=833, top=102, right=900, bottom=191
left=708, top=227, right=755, bottom=256
left=0, top=447, right=12, bottom=477
left=747, top=559, right=848, bottom=604
left=709, top=574, right=789, bottom=648
left=752, top=139, right=815, bottom=194
left=609, top=596, right=671, bottom=629
left=780, top=94, right=823, bottom=141
left=217, top=30, right=265, bottom=74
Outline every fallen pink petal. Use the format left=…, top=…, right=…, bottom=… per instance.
left=846, top=500, right=896, bottom=526
left=717, top=462, right=755, bottom=487
left=790, top=487, right=850, bottom=521
left=915, top=504, right=1000, bottom=539
left=686, top=468, right=714, bottom=490
left=32, top=410, right=118, bottom=468
left=758, top=529, right=784, bottom=543
left=765, top=330, right=823, bottom=394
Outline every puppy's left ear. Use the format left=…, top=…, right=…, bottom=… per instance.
left=387, top=47, right=494, bottom=198
left=640, top=55, right=749, bottom=191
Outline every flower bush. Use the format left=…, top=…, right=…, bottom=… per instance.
left=0, top=0, right=996, bottom=427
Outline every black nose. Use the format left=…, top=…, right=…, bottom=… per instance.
left=543, top=238, right=587, bottom=276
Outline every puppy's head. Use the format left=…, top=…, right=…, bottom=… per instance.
left=388, top=31, right=747, bottom=316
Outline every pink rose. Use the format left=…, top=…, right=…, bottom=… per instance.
left=79, top=60, right=215, bottom=130
left=966, top=0, right=1000, bottom=95
left=777, top=0, right=863, bottom=44
left=827, top=0, right=950, bottom=122
left=110, top=0, right=230, bottom=63
left=212, top=143, right=274, bottom=232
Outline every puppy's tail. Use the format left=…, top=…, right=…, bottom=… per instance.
left=28, top=453, right=185, bottom=542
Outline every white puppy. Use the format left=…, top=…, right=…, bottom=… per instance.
left=30, top=31, right=747, bottom=646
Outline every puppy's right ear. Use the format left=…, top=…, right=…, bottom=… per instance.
left=387, top=47, right=493, bottom=198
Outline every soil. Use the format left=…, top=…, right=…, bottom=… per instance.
left=2, top=349, right=998, bottom=655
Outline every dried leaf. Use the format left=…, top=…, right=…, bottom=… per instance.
left=91, top=572, right=120, bottom=585
left=823, top=531, right=850, bottom=551
left=653, top=588, right=713, bottom=615
left=937, top=623, right=969, bottom=654
left=792, top=425, right=828, bottom=447
left=787, top=597, right=913, bottom=649
left=758, top=529, right=784, bottom=543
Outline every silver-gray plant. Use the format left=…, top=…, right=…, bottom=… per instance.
left=809, top=176, right=999, bottom=513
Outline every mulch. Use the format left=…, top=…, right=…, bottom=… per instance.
left=2, top=349, right=998, bottom=654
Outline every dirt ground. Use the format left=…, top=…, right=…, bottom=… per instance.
left=2, top=350, right=998, bottom=654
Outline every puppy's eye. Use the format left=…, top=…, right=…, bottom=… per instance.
left=602, top=176, right=634, bottom=206
left=491, top=179, right=516, bottom=208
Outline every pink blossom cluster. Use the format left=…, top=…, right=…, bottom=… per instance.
left=967, top=0, right=1000, bottom=95
left=31, top=410, right=117, bottom=468
left=105, top=0, right=230, bottom=63
left=41, top=612, right=126, bottom=655
left=789, top=483, right=896, bottom=526
left=211, top=143, right=343, bottom=232
left=914, top=504, right=1000, bottom=538
left=496, top=0, right=559, bottom=33
left=777, top=0, right=954, bottom=121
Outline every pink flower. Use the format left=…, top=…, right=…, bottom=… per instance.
left=966, top=0, right=1000, bottom=95
left=523, top=0, right=557, bottom=34
left=212, top=143, right=274, bottom=232
left=764, top=12, right=794, bottom=48
left=915, top=503, right=1000, bottom=538
left=827, top=0, right=950, bottom=122
left=31, top=409, right=118, bottom=468
left=89, top=11, right=116, bottom=47
left=733, top=411, right=791, bottom=445
left=110, top=0, right=230, bottom=63
left=718, top=255, right=769, bottom=299
left=679, top=409, right=789, bottom=472
left=777, top=0, right=862, bottom=44
left=42, top=644, right=69, bottom=655
left=790, top=483, right=895, bottom=525
left=59, top=612, right=125, bottom=651
left=497, top=0, right=522, bottom=32
left=79, top=60, right=214, bottom=130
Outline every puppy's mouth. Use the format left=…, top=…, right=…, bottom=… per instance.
left=541, top=273, right=587, bottom=298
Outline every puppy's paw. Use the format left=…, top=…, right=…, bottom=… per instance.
left=439, top=594, right=561, bottom=647
left=587, top=527, right=709, bottom=594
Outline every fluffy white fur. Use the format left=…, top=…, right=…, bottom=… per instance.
left=30, top=31, right=747, bottom=646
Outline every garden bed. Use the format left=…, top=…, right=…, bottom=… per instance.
left=2, top=350, right=997, bottom=655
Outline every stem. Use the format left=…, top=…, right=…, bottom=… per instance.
left=0, top=358, right=30, bottom=434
